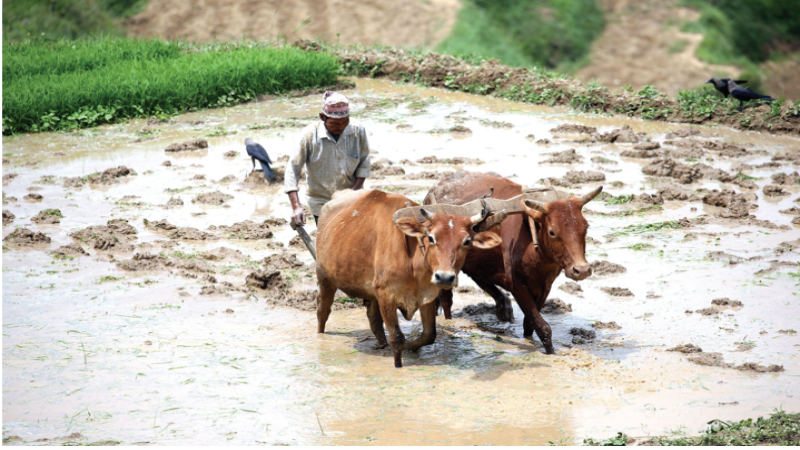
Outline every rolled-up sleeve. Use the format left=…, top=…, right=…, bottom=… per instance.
left=283, top=132, right=308, bottom=194
left=354, top=127, right=370, bottom=179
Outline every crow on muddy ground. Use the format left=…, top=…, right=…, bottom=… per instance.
left=244, top=138, right=276, bottom=182
left=706, top=77, right=748, bottom=98
left=727, top=80, right=776, bottom=112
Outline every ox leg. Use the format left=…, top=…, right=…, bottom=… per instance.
left=377, top=296, right=405, bottom=368
left=405, top=301, right=437, bottom=352
left=316, top=278, right=337, bottom=334
left=474, top=280, right=515, bottom=322
left=364, top=299, right=388, bottom=349
left=436, top=289, right=453, bottom=320
left=516, top=292, right=555, bottom=354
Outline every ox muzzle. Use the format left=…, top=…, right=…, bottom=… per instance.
left=432, top=271, right=458, bottom=289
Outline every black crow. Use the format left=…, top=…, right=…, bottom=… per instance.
left=727, top=80, right=776, bottom=111
left=705, top=77, right=748, bottom=97
left=244, top=138, right=276, bottom=182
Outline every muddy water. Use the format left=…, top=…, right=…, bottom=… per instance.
left=3, top=78, right=800, bottom=445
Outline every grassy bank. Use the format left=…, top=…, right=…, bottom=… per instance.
left=298, top=41, right=800, bottom=136
left=584, top=410, right=800, bottom=446
left=2, top=38, right=339, bottom=134
left=435, top=0, right=605, bottom=71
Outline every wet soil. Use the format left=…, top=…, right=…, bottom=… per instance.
left=192, top=191, right=234, bottom=206
left=165, top=139, right=208, bottom=152
left=3, top=77, right=799, bottom=446
left=3, top=210, right=15, bottom=226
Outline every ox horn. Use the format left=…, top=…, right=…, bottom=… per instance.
left=420, top=208, right=435, bottom=222
left=578, top=186, right=604, bottom=205
left=524, top=199, right=548, bottom=214
left=470, top=199, right=489, bottom=225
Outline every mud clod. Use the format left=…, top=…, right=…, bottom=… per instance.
left=370, top=160, right=406, bottom=179
left=224, top=150, right=238, bottom=157
left=778, top=329, right=797, bottom=335
left=593, top=125, right=644, bottom=143
left=695, top=307, right=720, bottom=316
left=763, top=185, right=790, bottom=197
left=165, top=139, right=208, bottom=152
left=570, top=327, right=597, bottom=344
left=162, top=160, right=172, bottom=167
left=116, top=252, right=171, bottom=271
left=559, top=281, right=584, bottom=297
left=24, top=193, right=44, bottom=202
left=208, top=220, right=273, bottom=239
left=541, top=148, right=583, bottom=164
left=600, top=287, right=633, bottom=297
left=50, top=243, right=89, bottom=258
left=166, top=197, right=184, bottom=207
left=193, top=191, right=234, bottom=205
left=246, top=269, right=286, bottom=290
left=263, top=252, right=305, bottom=270
left=200, top=247, right=245, bottom=262
left=712, top=298, right=743, bottom=308
left=143, top=218, right=177, bottom=231
left=4, top=228, right=51, bottom=246
left=593, top=321, right=622, bottom=330
left=541, top=297, right=572, bottom=314
left=31, top=209, right=62, bottom=225
left=550, top=124, right=597, bottom=135
left=667, top=343, right=702, bottom=353
left=3, top=210, right=16, bottom=226
left=771, top=171, right=800, bottom=185
left=70, top=219, right=137, bottom=251
left=167, top=227, right=218, bottom=241
left=703, top=189, right=758, bottom=218
left=642, top=158, right=702, bottom=184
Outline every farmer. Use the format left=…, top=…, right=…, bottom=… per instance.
left=285, top=91, right=370, bottom=226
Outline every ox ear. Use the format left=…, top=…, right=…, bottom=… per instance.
left=395, top=217, right=427, bottom=238
left=472, top=231, right=502, bottom=249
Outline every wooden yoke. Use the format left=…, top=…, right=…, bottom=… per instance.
left=392, top=186, right=570, bottom=233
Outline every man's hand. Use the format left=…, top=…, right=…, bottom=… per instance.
left=291, top=207, right=307, bottom=226
left=352, top=177, right=365, bottom=191
left=288, top=191, right=307, bottom=226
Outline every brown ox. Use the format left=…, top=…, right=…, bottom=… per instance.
left=424, top=171, right=602, bottom=354
left=315, top=189, right=502, bottom=368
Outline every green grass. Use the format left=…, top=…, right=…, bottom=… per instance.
left=435, top=0, right=605, bottom=71
left=584, top=410, right=800, bottom=446
left=3, top=0, right=146, bottom=42
left=40, top=209, right=64, bottom=218
left=605, top=194, right=635, bottom=205
left=2, top=37, right=340, bottom=134
left=608, top=220, right=682, bottom=237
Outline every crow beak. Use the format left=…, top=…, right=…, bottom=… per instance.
left=705, top=80, right=712, bottom=84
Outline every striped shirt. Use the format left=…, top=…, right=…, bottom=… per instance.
left=284, top=119, right=371, bottom=215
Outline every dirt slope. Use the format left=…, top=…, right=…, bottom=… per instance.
left=575, top=0, right=741, bottom=96
left=125, top=0, right=460, bottom=48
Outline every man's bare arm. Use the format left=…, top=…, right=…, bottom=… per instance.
left=352, top=177, right=365, bottom=191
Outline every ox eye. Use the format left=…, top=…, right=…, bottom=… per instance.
left=428, top=235, right=436, bottom=245
left=549, top=230, right=556, bottom=237
left=463, top=238, right=472, bottom=247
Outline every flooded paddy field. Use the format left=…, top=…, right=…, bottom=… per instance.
left=3, top=78, right=800, bottom=445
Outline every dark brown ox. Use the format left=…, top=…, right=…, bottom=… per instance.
left=424, top=171, right=602, bottom=354
left=315, top=189, right=502, bottom=368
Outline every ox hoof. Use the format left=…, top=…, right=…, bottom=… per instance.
left=374, top=342, right=388, bottom=350
left=394, top=355, right=403, bottom=368
left=544, top=345, right=556, bottom=355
